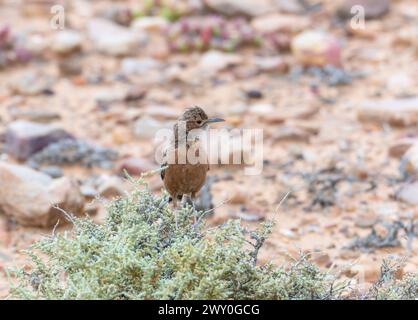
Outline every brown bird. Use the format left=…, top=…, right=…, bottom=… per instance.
left=160, top=107, right=224, bottom=211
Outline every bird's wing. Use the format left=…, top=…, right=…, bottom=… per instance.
left=160, top=147, right=169, bottom=181
left=160, top=162, right=166, bottom=180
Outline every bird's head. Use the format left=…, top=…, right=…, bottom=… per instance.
left=179, top=106, right=224, bottom=132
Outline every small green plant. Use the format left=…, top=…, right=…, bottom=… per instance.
left=133, top=0, right=190, bottom=22
left=10, top=178, right=346, bottom=300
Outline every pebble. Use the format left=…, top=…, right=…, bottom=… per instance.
left=355, top=213, right=378, bottom=228
left=249, top=103, right=274, bottom=116
left=58, top=54, right=83, bottom=76
left=25, top=34, right=49, bottom=55
left=50, top=30, right=83, bottom=55
left=307, top=65, right=352, bottom=86
left=227, top=104, right=247, bottom=116
left=0, top=162, right=84, bottom=227
left=251, top=13, right=309, bottom=34
left=291, top=30, right=342, bottom=67
left=97, top=176, right=125, bottom=199
left=393, top=26, right=418, bottom=48
left=229, top=187, right=247, bottom=204
left=40, top=166, right=63, bottom=178
left=397, top=182, right=418, bottom=205
left=275, top=0, right=306, bottom=14
left=280, top=228, right=299, bottom=239
left=125, top=86, right=147, bottom=102
left=388, top=138, right=415, bottom=158
left=95, top=90, right=126, bottom=106
left=340, top=249, right=361, bottom=260
left=9, top=109, right=61, bottom=123
left=312, top=253, right=331, bottom=267
left=111, top=126, right=132, bottom=145
left=99, top=4, right=133, bottom=26
left=116, top=157, right=155, bottom=176
left=10, top=72, right=54, bottom=96
left=198, top=50, right=243, bottom=75
left=21, top=0, right=63, bottom=17
left=245, top=89, right=263, bottom=99
left=253, top=56, right=288, bottom=73
left=14, top=47, right=33, bottom=63
left=205, top=0, right=274, bottom=17
left=290, top=105, right=320, bottom=120
left=87, top=18, right=146, bottom=56
left=386, top=73, right=414, bottom=97
left=80, top=184, right=98, bottom=199
left=134, top=116, right=170, bottom=140
left=131, top=16, right=169, bottom=33
left=337, top=0, right=390, bottom=20
left=5, top=120, right=73, bottom=161
left=272, top=125, right=312, bottom=143
left=120, top=57, right=161, bottom=75
left=28, top=139, right=118, bottom=169
left=358, top=97, right=418, bottom=127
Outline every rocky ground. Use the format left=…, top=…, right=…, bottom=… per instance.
left=1, top=0, right=418, bottom=298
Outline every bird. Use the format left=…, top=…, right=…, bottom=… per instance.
left=160, top=107, right=224, bottom=213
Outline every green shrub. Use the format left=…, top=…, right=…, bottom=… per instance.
left=10, top=179, right=346, bottom=300
left=9, top=178, right=418, bottom=300
left=362, top=259, right=418, bottom=300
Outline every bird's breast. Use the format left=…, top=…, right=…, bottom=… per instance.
left=163, top=162, right=209, bottom=195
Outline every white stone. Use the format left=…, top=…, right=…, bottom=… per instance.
left=134, top=116, right=170, bottom=139
left=291, top=30, right=342, bottom=67
left=205, top=0, right=275, bottom=16
left=398, top=182, right=418, bottom=205
left=254, top=56, right=284, bottom=71
left=249, top=103, right=275, bottom=115
left=0, top=162, right=84, bottom=227
left=120, top=58, right=161, bottom=75
left=252, top=13, right=309, bottom=34
left=131, top=16, right=169, bottom=32
left=358, top=97, right=418, bottom=127
left=87, top=18, right=146, bottom=56
left=198, top=50, right=243, bottom=74
left=51, top=30, right=83, bottom=54
left=401, top=143, right=418, bottom=177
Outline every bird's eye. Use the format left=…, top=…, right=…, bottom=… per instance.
left=197, top=120, right=202, bottom=124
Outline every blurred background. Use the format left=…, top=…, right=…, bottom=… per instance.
left=0, top=0, right=418, bottom=298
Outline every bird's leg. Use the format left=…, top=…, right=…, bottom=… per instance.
left=191, top=196, right=197, bottom=224
left=180, top=194, right=187, bottom=208
left=172, top=194, right=178, bottom=230
left=181, top=194, right=192, bottom=208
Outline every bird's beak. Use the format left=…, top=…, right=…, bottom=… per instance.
left=205, top=117, right=225, bottom=124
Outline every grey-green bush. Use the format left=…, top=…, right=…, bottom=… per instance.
left=9, top=179, right=418, bottom=300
